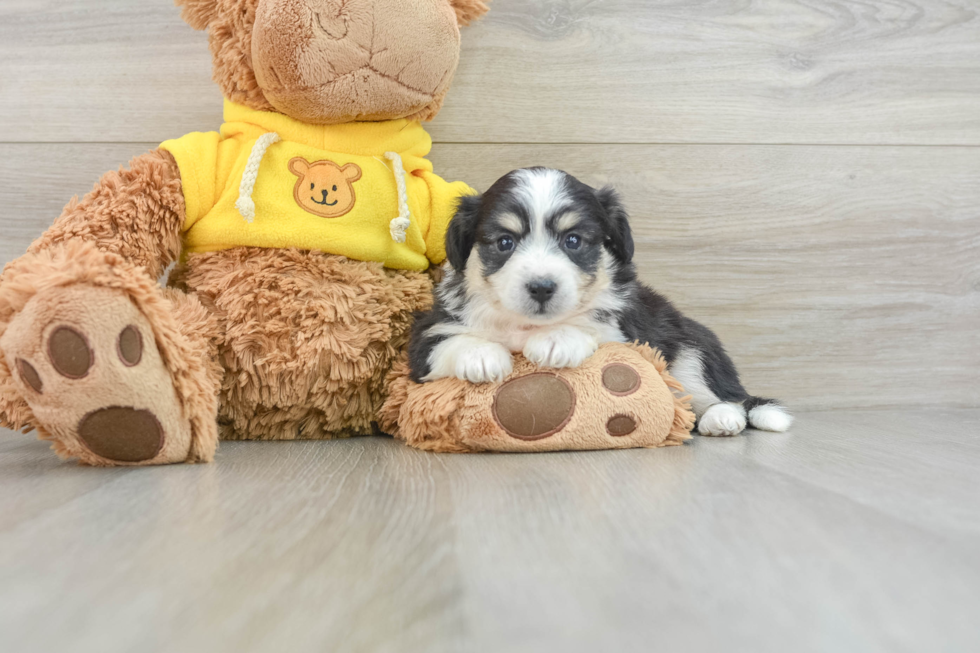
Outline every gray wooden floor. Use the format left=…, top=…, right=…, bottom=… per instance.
left=2, top=2, right=979, bottom=650
left=1, top=410, right=979, bottom=653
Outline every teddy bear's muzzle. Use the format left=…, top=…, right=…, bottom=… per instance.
left=251, top=0, right=461, bottom=124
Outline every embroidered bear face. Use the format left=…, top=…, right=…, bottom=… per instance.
left=288, top=158, right=363, bottom=218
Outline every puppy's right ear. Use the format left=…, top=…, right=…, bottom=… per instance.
left=446, top=195, right=482, bottom=271
left=596, top=186, right=635, bottom=264
left=175, top=0, right=218, bottom=31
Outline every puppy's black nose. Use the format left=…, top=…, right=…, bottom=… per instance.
left=526, top=279, right=557, bottom=304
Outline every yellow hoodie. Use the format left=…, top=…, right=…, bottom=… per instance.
left=160, top=101, right=474, bottom=271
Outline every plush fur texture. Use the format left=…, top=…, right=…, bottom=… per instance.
left=171, top=248, right=432, bottom=441
left=177, top=0, right=220, bottom=30
left=0, top=0, right=488, bottom=464
left=382, top=342, right=694, bottom=453
left=27, top=150, right=186, bottom=281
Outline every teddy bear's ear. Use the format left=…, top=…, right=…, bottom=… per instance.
left=341, top=164, right=363, bottom=183
left=288, top=158, right=310, bottom=177
left=175, top=0, right=219, bottom=31
left=448, top=0, right=491, bottom=27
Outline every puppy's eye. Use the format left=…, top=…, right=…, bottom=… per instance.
left=332, top=185, right=338, bottom=192
left=564, top=234, right=583, bottom=250
left=497, top=236, right=515, bottom=252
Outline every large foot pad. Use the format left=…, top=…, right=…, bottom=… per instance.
left=2, top=284, right=193, bottom=465
left=384, top=343, right=695, bottom=453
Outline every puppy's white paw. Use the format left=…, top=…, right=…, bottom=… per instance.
left=698, top=403, right=748, bottom=437
left=455, top=342, right=514, bottom=384
left=523, top=327, right=598, bottom=369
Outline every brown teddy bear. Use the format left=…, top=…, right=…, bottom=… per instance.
left=0, top=0, right=493, bottom=465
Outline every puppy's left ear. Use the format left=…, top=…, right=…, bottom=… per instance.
left=446, top=194, right=483, bottom=271
left=596, top=187, right=635, bottom=264
left=449, top=0, right=491, bottom=26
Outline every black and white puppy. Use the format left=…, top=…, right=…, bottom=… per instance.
left=409, top=168, right=792, bottom=436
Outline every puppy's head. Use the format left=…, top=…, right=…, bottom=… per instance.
left=446, top=168, right=635, bottom=323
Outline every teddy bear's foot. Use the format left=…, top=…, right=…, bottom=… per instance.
left=383, top=343, right=697, bottom=453
left=1, top=284, right=198, bottom=465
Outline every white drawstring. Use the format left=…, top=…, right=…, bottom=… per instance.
left=385, top=151, right=412, bottom=243
left=236, top=131, right=281, bottom=222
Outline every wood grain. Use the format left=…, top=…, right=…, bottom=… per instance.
left=2, top=0, right=980, bottom=144
left=2, top=2, right=978, bottom=651
left=2, top=142, right=977, bottom=410
left=1, top=411, right=979, bottom=653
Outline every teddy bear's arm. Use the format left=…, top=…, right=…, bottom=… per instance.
left=25, top=149, right=185, bottom=281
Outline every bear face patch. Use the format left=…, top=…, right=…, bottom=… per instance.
left=288, top=157, right=362, bottom=218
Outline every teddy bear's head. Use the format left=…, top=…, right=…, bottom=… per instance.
left=176, top=0, right=490, bottom=124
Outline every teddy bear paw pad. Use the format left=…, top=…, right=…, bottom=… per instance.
left=606, top=414, right=638, bottom=437
left=1, top=285, right=194, bottom=465
left=77, top=407, right=164, bottom=463
left=601, top=363, right=641, bottom=396
left=47, top=326, right=94, bottom=378
left=492, top=373, right=576, bottom=441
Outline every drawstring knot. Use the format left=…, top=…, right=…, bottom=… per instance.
left=384, top=152, right=412, bottom=243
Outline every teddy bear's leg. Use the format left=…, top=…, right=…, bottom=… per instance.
left=384, top=343, right=696, bottom=453
left=0, top=243, right=222, bottom=465
left=171, top=248, right=433, bottom=441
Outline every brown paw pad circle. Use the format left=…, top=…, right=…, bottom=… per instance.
left=117, top=325, right=143, bottom=367
left=607, top=414, right=638, bottom=437
left=493, top=373, right=576, bottom=441
left=77, top=407, right=164, bottom=463
left=47, top=326, right=93, bottom=379
left=602, top=363, right=641, bottom=396
left=16, top=359, right=43, bottom=393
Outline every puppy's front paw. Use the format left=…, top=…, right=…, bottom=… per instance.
left=456, top=342, right=514, bottom=384
left=523, top=327, right=598, bottom=369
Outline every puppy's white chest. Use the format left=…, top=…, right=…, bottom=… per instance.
left=487, top=325, right=539, bottom=353
left=483, top=320, right=625, bottom=354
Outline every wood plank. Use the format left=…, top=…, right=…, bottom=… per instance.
left=0, top=143, right=159, bottom=262
left=1, top=411, right=979, bottom=652
left=740, top=409, right=980, bottom=536
left=2, top=0, right=980, bottom=144
left=0, top=434, right=465, bottom=653
left=438, top=412, right=980, bottom=653
left=2, top=142, right=977, bottom=409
